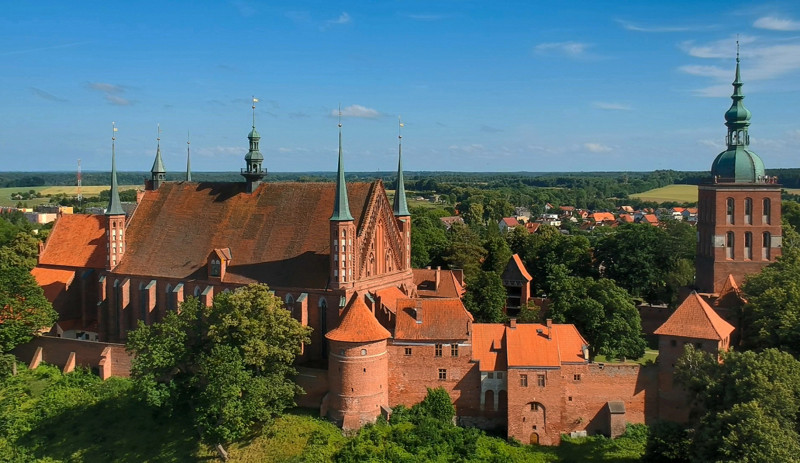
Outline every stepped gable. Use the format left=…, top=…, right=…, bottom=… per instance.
left=39, top=214, right=106, bottom=268
left=654, top=292, right=735, bottom=340
left=471, top=324, right=507, bottom=371
left=112, top=180, right=373, bottom=288
left=506, top=324, right=588, bottom=368
left=326, top=293, right=391, bottom=343
left=394, top=298, right=473, bottom=341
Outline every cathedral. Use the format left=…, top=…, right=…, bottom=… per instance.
left=26, top=56, right=780, bottom=445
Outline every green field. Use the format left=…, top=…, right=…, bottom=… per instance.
left=629, top=185, right=697, bottom=204
left=0, top=185, right=138, bottom=207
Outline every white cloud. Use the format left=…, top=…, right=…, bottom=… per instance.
left=87, top=82, right=132, bottom=106
left=88, top=82, right=124, bottom=94
left=583, top=143, right=612, bottom=153
left=534, top=41, right=590, bottom=57
left=322, top=12, right=351, bottom=29
left=105, top=95, right=132, bottom=106
left=332, top=104, right=380, bottom=118
left=592, top=102, right=632, bottom=111
left=615, top=19, right=695, bottom=32
left=754, top=15, right=800, bottom=31
left=697, top=139, right=725, bottom=150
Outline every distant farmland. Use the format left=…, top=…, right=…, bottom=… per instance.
left=629, top=185, right=698, bottom=203
left=0, top=185, right=137, bottom=207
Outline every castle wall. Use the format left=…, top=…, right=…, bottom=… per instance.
left=12, top=336, right=131, bottom=378
left=327, top=339, right=388, bottom=430
left=387, top=341, right=481, bottom=416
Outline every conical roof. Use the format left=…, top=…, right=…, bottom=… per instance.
left=330, top=125, right=353, bottom=221
left=151, top=145, right=165, bottom=174
left=654, top=292, right=734, bottom=341
left=393, top=141, right=410, bottom=217
left=325, top=293, right=391, bottom=343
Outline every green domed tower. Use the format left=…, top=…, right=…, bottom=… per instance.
left=241, top=98, right=266, bottom=193
left=696, top=48, right=782, bottom=294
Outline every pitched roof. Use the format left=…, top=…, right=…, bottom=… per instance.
left=325, top=293, right=391, bottom=343
left=394, top=298, right=473, bottom=341
left=591, top=212, right=616, bottom=222
left=525, top=222, right=540, bottom=234
left=111, top=181, right=374, bottom=289
left=31, top=267, right=75, bottom=303
left=471, top=324, right=507, bottom=371
left=39, top=214, right=107, bottom=268
left=500, top=217, right=518, bottom=227
left=618, top=213, right=634, bottom=223
left=413, top=268, right=465, bottom=298
left=502, top=254, right=532, bottom=282
left=715, top=274, right=747, bottom=307
left=641, top=214, right=659, bottom=225
left=506, top=324, right=588, bottom=368
left=373, top=286, right=407, bottom=314
left=654, top=292, right=735, bottom=340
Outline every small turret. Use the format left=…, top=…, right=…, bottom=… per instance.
left=186, top=131, right=192, bottom=182
left=106, top=123, right=126, bottom=271
left=150, top=124, right=166, bottom=190
left=241, top=97, right=266, bottom=193
left=330, top=109, right=356, bottom=289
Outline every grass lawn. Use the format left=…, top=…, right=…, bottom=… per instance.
left=594, top=349, right=658, bottom=366
left=629, top=185, right=697, bottom=204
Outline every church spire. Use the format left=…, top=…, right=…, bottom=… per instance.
left=186, top=131, right=192, bottom=182
left=241, top=97, right=266, bottom=193
left=724, top=40, right=752, bottom=146
left=150, top=123, right=166, bottom=189
left=331, top=107, right=353, bottom=221
left=393, top=116, right=410, bottom=217
left=106, top=123, right=124, bottom=216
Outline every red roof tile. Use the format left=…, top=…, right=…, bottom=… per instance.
left=618, top=213, right=634, bottom=223
left=394, top=298, right=473, bottom=341
left=325, top=293, right=391, bottom=343
left=502, top=254, right=532, bottom=282
left=373, top=286, right=407, bottom=314
left=471, top=324, right=507, bottom=371
left=31, top=267, right=75, bottom=303
left=112, top=181, right=375, bottom=289
left=506, top=324, right=587, bottom=367
left=591, top=212, right=616, bottom=222
left=715, top=274, right=747, bottom=307
left=39, top=215, right=107, bottom=268
left=413, top=268, right=465, bottom=298
left=525, top=222, right=540, bottom=234
left=654, top=292, right=735, bottom=340
left=500, top=217, right=518, bottom=227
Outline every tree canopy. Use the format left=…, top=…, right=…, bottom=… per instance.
left=126, top=284, right=311, bottom=447
left=547, top=266, right=646, bottom=360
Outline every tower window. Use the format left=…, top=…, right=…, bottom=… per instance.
left=744, top=198, right=752, bottom=225
left=763, top=232, right=771, bottom=260
left=763, top=198, right=771, bottom=225
left=744, top=232, right=752, bottom=260
left=726, top=232, right=734, bottom=259
left=726, top=198, right=734, bottom=224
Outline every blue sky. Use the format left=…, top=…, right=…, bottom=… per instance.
left=2, top=1, right=800, bottom=173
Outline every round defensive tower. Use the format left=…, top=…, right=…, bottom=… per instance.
left=324, top=293, right=391, bottom=430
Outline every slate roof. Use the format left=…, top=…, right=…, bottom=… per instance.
left=325, top=293, right=391, bottom=343
left=471, top=323, right=588, bottom=371
left=39, top=215, right=107, bottom=269
left=111, top=181, right=375, bottom=289
left=394, top=298, right=473, bottom=341
left=654, top=292, right=735, bottom=341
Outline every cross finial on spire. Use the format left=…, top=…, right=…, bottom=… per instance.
left=736, top=36, right=740, bottom=63
left=112, top=121, right=117, bottom=142
left=399, top=115, right=403, bottom=140
left=338, top=103, right=342, bottom=128
left=252, top=96, right=258, bottom=128
left=157, top=123, right=161, bottom=146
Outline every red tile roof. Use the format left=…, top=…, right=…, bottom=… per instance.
left=715, top=274, right=747, bottom=307
left=31, top=267, right=75, bottom=303
left=39, top=214, right=107, bottom=268
left=471, top=324, right=507, bottom=371
left=654, top=292, right=735, bottom=340
left=112, top=181, right=375, bottom=289
left=591, top=212, right=616, bottom=222
left=471, top=323, right=587, bottom=370
left=525, top=222, right=540, bottom=234
left=394, top=298, right=473, bottom=341
left=325, top=293, right=391, bottom=343
left=373, top=286, right=407, bottom=314
left=618, top=213, right=634, bottom=223
left=559, top=206, right=575, bottom=211
left=503, top=254, right=532, bottom=281
left=413, top=268, right=465, bottom=298
left=500, top=217, right=518, bottom=227
left=641, top=214, right=659, bottom=225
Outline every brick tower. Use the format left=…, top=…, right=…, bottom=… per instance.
left=106, top=123, right=126, bottom=272
left=696, top=50, right=782, bottom=293
left=324, top=293, right=391, bottom=430
left=330, top=114, right=356, bottom=290
left=393, top=117, right=412, bottom=272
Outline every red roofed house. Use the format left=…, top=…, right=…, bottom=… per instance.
left=499, top=217, right=519, bottom=233
left=501, top=254, right=532, bottom=315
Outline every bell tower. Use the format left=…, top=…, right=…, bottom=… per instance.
left=241, top=97, right=266, bottom=193
left=150, top=124, right=166, bottom=190
left=696, top=46, right=782, bottom=293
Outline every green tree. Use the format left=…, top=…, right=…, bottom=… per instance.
left=416, top=387, right=456, bottom=423
left=410, top=208, right=449, bottom=269
left=482, top=230, right=512, bottom=274
left=0, top=264, right=57, bottom=353
left=127, top=284, right=311, bottom=449
left=442, top=223, right=486, bottom=279
left=521, top=225, right=594, bottom=295
left=547, top=266, right=646, bottom=360
left=0, top=232, right=40, bottom=271
left=782, top=200, right=800, bottom=233
left=463, top=270, right=506, bottom=323
left=741, top=244, right=800, bottom=357
left=674, top=347, right=800, bottom=463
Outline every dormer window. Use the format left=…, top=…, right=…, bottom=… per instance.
left=210, top=258, right=221, bottom=277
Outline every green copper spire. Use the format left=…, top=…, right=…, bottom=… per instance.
left=186, top=131, right=192, bottom=182
left=241, top=97, right=266, bottom=192
left=393, top=116, right=410, bottom=217
left=711, top=43, right=766, bottom=183
left=106, top=123, right=125, bottom=216
left=151, top=124, right=166, bottom=189
left=331, top=109, right=354, bottom=221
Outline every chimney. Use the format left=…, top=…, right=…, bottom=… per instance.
left=509, top=318, right=517, bottom=329
left=435, top=266, right=441, bottom=291
left=415, top=300, right=423, bottom=324
left=452, top=269, right=464, bottom=286
left=546, top=318, right=552, bottom=340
